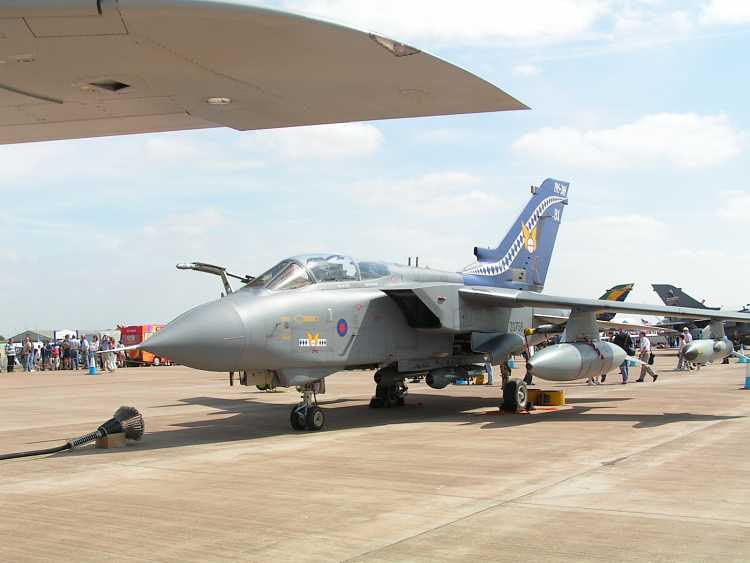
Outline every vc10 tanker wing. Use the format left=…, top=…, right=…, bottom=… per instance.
left=0, top=0, right=527, bottom=145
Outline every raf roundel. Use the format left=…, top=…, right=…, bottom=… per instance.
left=337, top=319, right=348, bottom=337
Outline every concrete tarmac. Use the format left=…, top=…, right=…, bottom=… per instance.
left=1, top=357, right=749, bottom=562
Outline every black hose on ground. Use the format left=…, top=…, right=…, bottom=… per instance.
left=0, top=444, right=70, bottom=460
left=0, top=406, right=144, bottom=461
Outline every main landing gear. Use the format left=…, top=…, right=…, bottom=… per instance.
left=290, top=384, right=325, bottom=431
left=369, top=368, right=408, bottom=408
left=502, top=378, right=529, bottom=412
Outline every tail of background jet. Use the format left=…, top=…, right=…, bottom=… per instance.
left=652, top=284, right=717, bottom=310
left=597, top=283, right=634, bottom=321
left=463, top=178, right=569, bottom=292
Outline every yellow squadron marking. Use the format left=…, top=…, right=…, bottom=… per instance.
left=522, top=223, right=538, bottom=254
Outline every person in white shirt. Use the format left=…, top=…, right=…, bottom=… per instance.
left=637, top=331, right=657, bottom=382
left=675, top=334, right=688, bottom=371
left=80, top=335, right=90, bottom=369
left=682, top=327, right=697, bottom=370
left=89, top=335, right=100, bottom=369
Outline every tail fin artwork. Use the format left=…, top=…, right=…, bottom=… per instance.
left=652, top=284, right=717, bottom=310
left=597, top=283, right=635, bottom=321
left=463, top=178, right=569, bottom=292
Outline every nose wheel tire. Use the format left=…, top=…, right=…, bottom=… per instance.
left=290, top=383, right=326, bottom=431
left=502, top=378, right=528, bottom=412
left=305, top=406, right=325, bottom=431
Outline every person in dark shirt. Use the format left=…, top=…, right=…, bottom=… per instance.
left=612, top=329, right=634, bottom=384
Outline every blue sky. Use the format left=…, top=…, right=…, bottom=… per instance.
left=2, top=0, right=750, bottom=336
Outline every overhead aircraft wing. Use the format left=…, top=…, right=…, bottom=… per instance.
left=533, top=314, right=676, bottom=334
left=461, top=287, right=750, bottom=323
left=0, top=0, right=526, bottom=145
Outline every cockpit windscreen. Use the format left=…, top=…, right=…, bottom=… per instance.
left=244, top=255, right=391, bottom=291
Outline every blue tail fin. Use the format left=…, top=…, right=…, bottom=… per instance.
left=463, top=178, right=569, bottom=291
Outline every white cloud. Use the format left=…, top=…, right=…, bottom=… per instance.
left=512, top=113, right=745, bottom=169
left=701, top=0, right=750, bottom=25
left=717, top=190, right=750, bottom=220
left=143, top=209, right=225, bottom=238
left=144, top=137, right=201, bottom=161
left=0, top=142, right=67, bottom=183
left=0, top=133, right=264, bottom=189
left=275, top=0, right=606, bottom=45
left=238, top=123, right=383, bottom=160
left=614, top=7, right=693, bottom=35
left=512, top=64, right=542, bottom=77
left=567, top=214, right=670, bottom=243
left=350, top=172, right=505, bottom=217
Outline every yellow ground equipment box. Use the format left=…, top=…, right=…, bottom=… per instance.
left=527, top=389, right=565, bottom=407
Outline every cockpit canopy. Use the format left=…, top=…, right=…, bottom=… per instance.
left=245, top=254, right=392, bottom=291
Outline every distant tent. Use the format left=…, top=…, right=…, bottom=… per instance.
left=10, top=330, right=54, bottom=343
left=53, top=329, right=78, bottom=341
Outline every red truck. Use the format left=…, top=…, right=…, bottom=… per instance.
left=120, top=324, right=171, bottom=366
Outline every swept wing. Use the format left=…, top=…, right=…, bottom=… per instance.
left=461, top=287, right=750, bottom=323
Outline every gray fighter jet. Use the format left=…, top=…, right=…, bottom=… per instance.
left=136, top=179, right=750, bottom=431
left=653, top=284, right=750, bottom=341
left=652, top=284, right=749, bottom=363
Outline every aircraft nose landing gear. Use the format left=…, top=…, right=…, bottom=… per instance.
left=290, top=384, right=325, bottom=431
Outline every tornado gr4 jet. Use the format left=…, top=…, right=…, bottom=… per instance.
left=0, top=0, right=525, bottom=144
left=137, top=179, right=750, bottom=431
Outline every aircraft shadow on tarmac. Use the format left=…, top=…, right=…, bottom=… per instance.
left=90, top=391, right=746, bottom=453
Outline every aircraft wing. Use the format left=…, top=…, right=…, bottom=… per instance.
left=0, top=0, right=526, bottom=145
left=533, top=314, right=676, bottom=334
left=461, top=287, right=750, bottom=323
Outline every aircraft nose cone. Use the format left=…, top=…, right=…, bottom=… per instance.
left=143, top=299, right=248, bottom=371
left=684, top=344, right=699, bottom=361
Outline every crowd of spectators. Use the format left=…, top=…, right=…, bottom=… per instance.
left=3, top=334, right=124, bottom=373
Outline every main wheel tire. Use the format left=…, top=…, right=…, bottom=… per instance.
left=387, top=384, right=403, bottom=405
left=305, top=406, right=325, bottom=431
left=502, top=379, right=528, bottom=412
left=290, top=406, right=306, bottom=430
